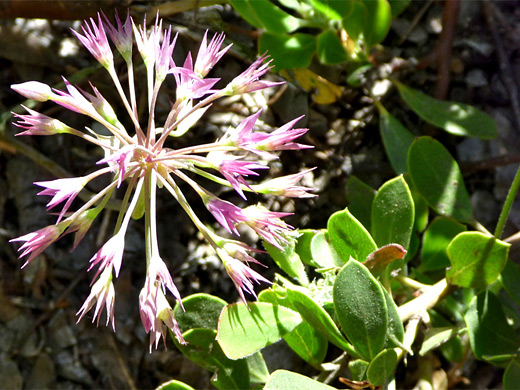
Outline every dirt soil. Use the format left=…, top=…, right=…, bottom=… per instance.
left=0, top=1, right=519, bottom=389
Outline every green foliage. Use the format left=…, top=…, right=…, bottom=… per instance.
left=160, top=3, right=520, bottom=389
left=230, top=0, right=401, bottom=70
left=408, top=136, right=473, bottom=223
left=394, top=81, right=497, bottom=139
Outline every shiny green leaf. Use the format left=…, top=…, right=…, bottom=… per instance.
left=264, top=236, right=309, bottom=286
left=283, top=321, right=328, bottom=365
left=176, top=329, right=249, bottom=390
left=259, top=33, right=316, bottom=70
left=420, top=217, right=467, bottom=272
left=156, top=379, right=195, bottom=390
left=408, top=136, right=473, bottom=223
left=371, top=175, right=415, bottom=250
left=501, top=259, right=520, bottom=306
left=285, top=287, right=358, bottom=356
left=174, top=293, right=226, bottom=333
left=504, top=357, right=520, bottom=390
left=265, top=370, right=337, bottom=390
left=328, top=208, right=377, bottom=262
left=217, top=302, right=302, bottom=359
left=465, top=291, right=520, bottom=362
left=229, top=0, right=304, bottom=33
left=317, top=29, right=348, bottom=64
left=334, top=259, right=388, bottom=360
left=347, top=176, right=376, bottom=230
left=447, top=232, right=510, bottom=290
left=395, top=81, right=497, bottom=139
left=377, top=103, right=415, bottom=174
left=366, top=348, right=398, bottom=386
left=360, top=0, right=392, bottom=46
left=310, top=230, right=344, bottom=268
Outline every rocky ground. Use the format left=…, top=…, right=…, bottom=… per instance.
left=0, top=1, right=519, bottom=389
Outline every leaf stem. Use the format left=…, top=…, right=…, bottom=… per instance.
left=494, top=164, right=520, bottom=239
left=398, top=278, right=454, bottom=322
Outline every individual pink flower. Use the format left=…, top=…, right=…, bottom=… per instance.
left=76, top=267, right=116, bottom=330
left=244, top=115, right=311, bottom=156
left=155, top=26, right=178, bottom=82
left=139, top=283, right=185, bottom=351
left=97, top=145, right=136, bottom=187
left=52, top=78, right=99, bottom=118
left=225, top=53, right=284, bottom=95
left=132, top=15, right=162, bottom=67
left=242, top=205, right=293, bottom=249
left=13, top=105, right=73, bottom=136
left=209, top=153, right=267, bottom=199
left=11, top=81, right=52, bottom=102
left=88, top=232, right=125, bottom=280
left=217, top=247, right=271, bottom=303
left=102, top=10, right=133, bottom=61
left=252, top=168, right=316, bottom=198
left=82, top=83, right=119, bottom=124
left=72, top=14, right=114, bottom=69
left=194, top=31, right=231, bottom=78
left=10, top=223, right=67, bottom=267
left=169, top=54, right=219, bottom=101
left=206, top=197, right=247, bottom=235
left=35, top=176, right=86, bottom=223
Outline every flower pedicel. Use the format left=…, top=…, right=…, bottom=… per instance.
left=10, top=12, right=314, bottom=350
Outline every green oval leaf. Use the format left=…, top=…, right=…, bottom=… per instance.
left=264, top=235, right=309, bottom=286
left=419, top=326, right=464, bottom=357
left=465, top=291, right=520, bottom=361
left=283, top=321, right=328, bottom=366
left=504, top=357, right=520, bottom=390
left=230, top=0, right=304, bottom=33
left=216, top=302, right=302, bottom=359
left=347, top=176, right=376, bottom=231
left=328, top=208, right=377, bottom=263
left=366, top=348, right=398, bottom=386
left=349, top=359, right=369, bottom=381
left=371, top=175, right=415, bottom=250
left=317, top=29, right=348, bottom=64
left=295, top=229, right=320, bottom=267
left=420, top=217, right=467, bottom=272
left=156, top=379, right=195, bottom=390
left=395, top=81, right=497, bottom=139
left=360, top=0, right=392, bottom=46
left=334, top=259, right=388, bottom=360
left=381, top=286, right=405, bottom=348
left=388, top=0, right=411, bottom=16
left=501, top=259, right=520, bottom=306
left=285, top=287, right=358, bottom=356
left=177, top=328, right=250, bottom=390
left=408, top=136, right=473, bottom=223
left=265, top=370, right=337, bottom=390
left=377, top=103, right=415, bottom=174
left=446, top=232, right=510, bottom=290
left=174, top=293, right=227, bottom=333
left=342, top=1, right=368, bottom=41
left=259, top=33, right=317, bottom=70
left=310, top=230, right=344, bottom=268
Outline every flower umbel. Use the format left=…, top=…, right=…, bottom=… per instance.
left=10, top=12, right=314, bottom=350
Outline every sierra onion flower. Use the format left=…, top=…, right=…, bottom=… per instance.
left=10, top=12, right=314, bottom=350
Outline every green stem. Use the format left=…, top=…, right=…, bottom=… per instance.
left=495, top=164, right=520, bottom=239
left=398, top=278, right=454, bottom=322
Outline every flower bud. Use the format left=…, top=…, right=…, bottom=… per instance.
left=11, top=81, right=52, bottom=102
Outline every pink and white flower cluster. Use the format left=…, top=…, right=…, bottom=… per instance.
left=10, top=12, right=314, bottom=350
